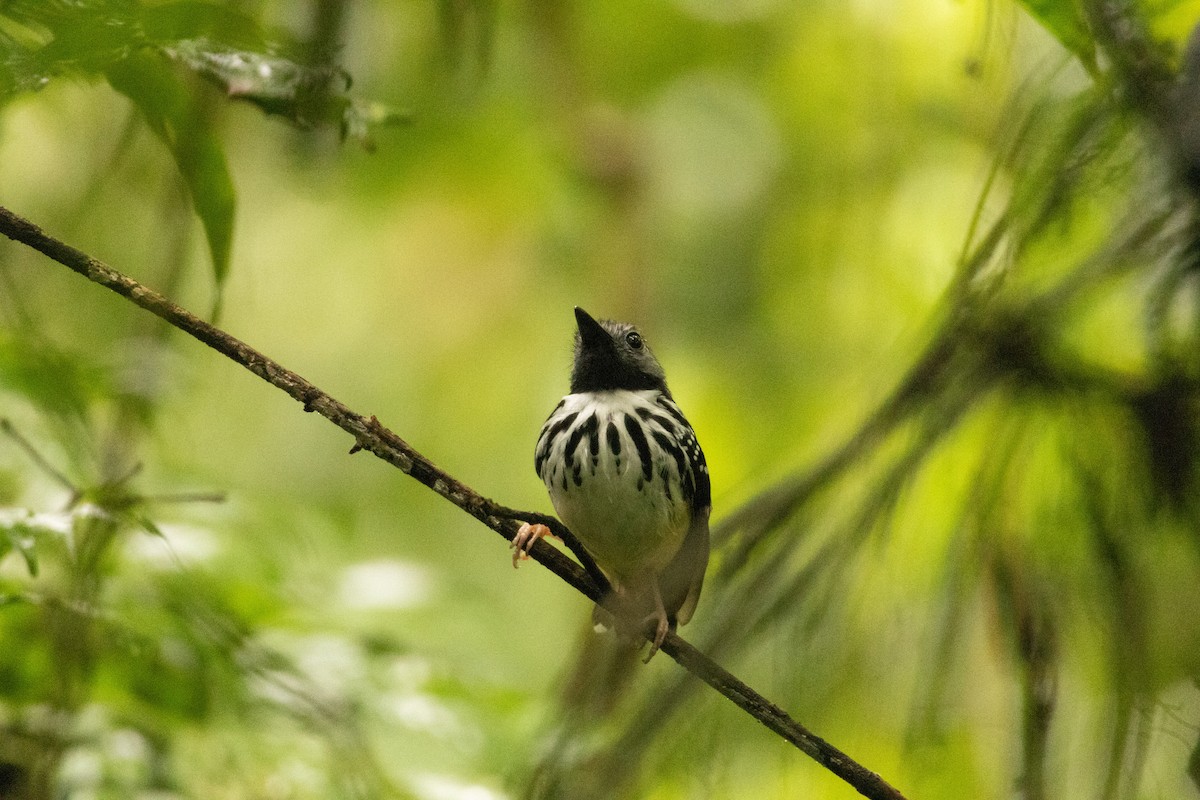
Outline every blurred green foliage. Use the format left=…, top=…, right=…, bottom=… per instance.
left=3, top=1, right=1200, bottom=799
left=0, top=0, right=405, bottom=309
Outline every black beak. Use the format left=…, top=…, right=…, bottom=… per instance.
left=574, top=307, right=610, bottom=349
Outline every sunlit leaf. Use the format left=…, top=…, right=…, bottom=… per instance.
left=1145, top=0, right=1200, bottom=46
left=1017, top=0, right=1098, bottom=70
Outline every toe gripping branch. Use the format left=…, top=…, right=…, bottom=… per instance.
left=511, top=522, right=554, bottom=567
left=488, top=504, right=611, bottom=599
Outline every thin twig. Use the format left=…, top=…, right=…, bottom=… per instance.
left=140, top=491, right=228, bottom=505
left=0, top=204, right=908, bottom=800
left=0, top=417, right=79, bottom=495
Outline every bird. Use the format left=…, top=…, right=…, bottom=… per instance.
left=513, top=306, right=710, bottom=660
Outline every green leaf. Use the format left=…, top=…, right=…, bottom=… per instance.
left=106, top=50, right=236, bottom=304
left=0, top=332, right=107, bottom=428
left=0, top=0, right=266, bottom=103
left=1146, top=0, right=1200, bottom=50
left=0, top=1, right=143, bottom=100
left=2, top=3, right=403, bottom=156
left=0, top=593, right=32, bottom=608
left=0, top=24, right=50, bottom=97
left=135, top=514, right=165, bottom=538
left=164, top=39, right=347, bottom=122
left=1018, top=0, right=1098, bottom=71
left=139, top=2, right=271, bottom=51
left=1, top=518, right=42, bottom=576
left=162, top=39, right=410, bottom=150
left=11, top=531, right=37, bottom=576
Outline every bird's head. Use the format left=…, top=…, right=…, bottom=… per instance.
left=570, top=307, right=670, bottom=396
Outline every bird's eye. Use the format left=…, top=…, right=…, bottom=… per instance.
left=625, top=331, right=643, bottom=350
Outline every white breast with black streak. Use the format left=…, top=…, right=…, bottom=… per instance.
left=535, top=389, right=706, bottom=585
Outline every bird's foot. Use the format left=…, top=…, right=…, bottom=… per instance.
left=593, top=585, right=672, bottom=661
left=640, top=607, right=671, bottom=663
left=511, top=522, right=555, bottom=567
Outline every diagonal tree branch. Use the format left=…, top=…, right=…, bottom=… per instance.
left=0, top=204, right=908, bottom=800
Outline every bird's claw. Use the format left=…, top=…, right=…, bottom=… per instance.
left=511, top=522, right=553, bottom=568
left=595, top=588, right=672, bottom=662
left=641, top=610, right=671, bottom=662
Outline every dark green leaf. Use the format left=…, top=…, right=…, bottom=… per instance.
left=107, top=50, right=236, bottom=300
left=0, top=593, right=32, bottom=608
left=162, top=38, right=410, bottom=149
left=164, top=39, right=348, bottom=124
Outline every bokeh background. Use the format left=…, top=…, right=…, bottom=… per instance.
left=3, top=0, right=1200, bottom=798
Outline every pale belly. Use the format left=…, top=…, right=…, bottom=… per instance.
left=551, top=470, right=690, bottom=582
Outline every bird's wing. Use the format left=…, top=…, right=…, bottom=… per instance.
left=659, top=505, right=710, bottom=626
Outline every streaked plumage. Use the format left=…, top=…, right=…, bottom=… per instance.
left=515, top=307, right=710, bottom=658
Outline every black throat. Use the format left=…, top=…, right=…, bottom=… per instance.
left=570, top=348, right=667, bottom=394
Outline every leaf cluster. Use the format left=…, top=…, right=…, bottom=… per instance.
left=0, top=0, right=405, bottom=305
